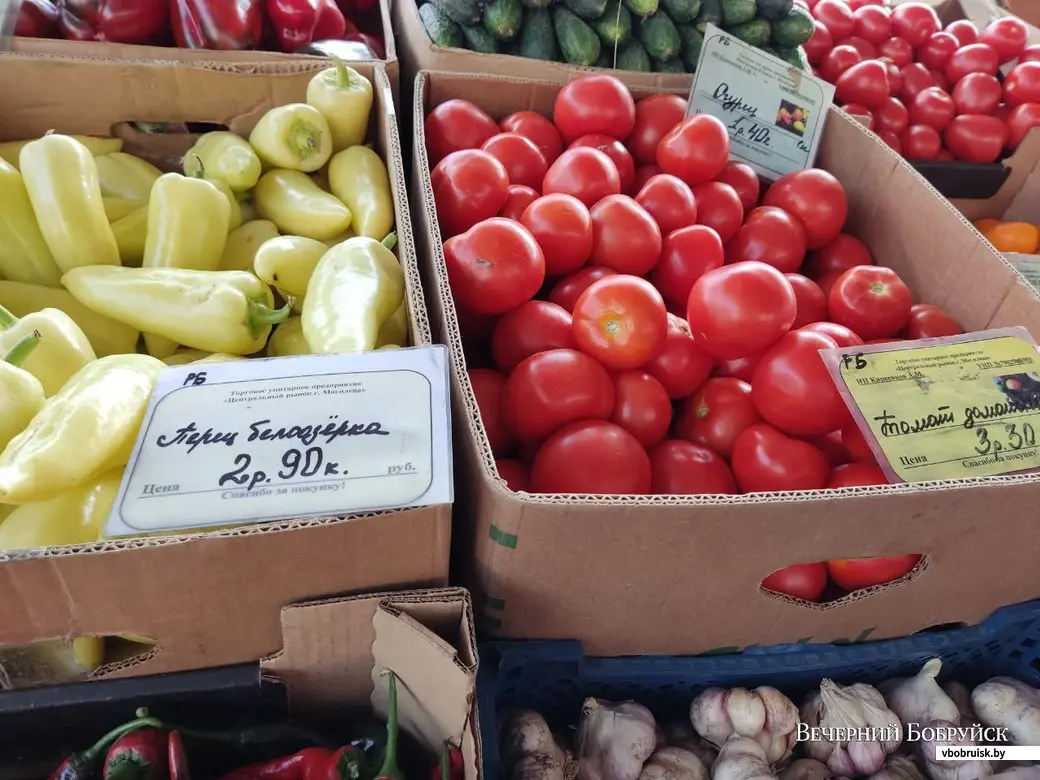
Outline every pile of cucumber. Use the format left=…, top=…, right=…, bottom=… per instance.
left=417, top=0, right=816, bottom=75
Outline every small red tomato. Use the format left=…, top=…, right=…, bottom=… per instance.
left=873, top=96, right=910, bottom=134
left=827, top=555, right=922, bottom=591
left=425, top=99, right=498, bottom=164
left=495, top=459, right=530, bottom=492
left=837, top=60, right=890, bottom=108
left=635, top=174, right=698, bottom=235
left=731, top=423, right=830, bottom=493
left=491, top=300, right=577, bottom=373
left=715, top=161, right=760, bottom=213
left=713, top=351, right=765, bottom=383
left=726, top=206, right=808, bottom=273
left=826, top=462, right=888, bottom=488
left=531, top=421, right=651, bottom=494
left=761, top=563, right=828, bottom=602
left=653, top=225, right=725, bottom=308
left=611, top=370, right=673, bottom=447
left=542, top=147, right=621, bottom=207
left=446, top=218, right=545, bottom=315
left=917, top=32, right=959, bottom=70
left=890, top=2, right=940, bottom=47
left=675, top=376, right=760, bottom=457
left=553, top=74, right=636, bottom=144
left=909, top=87, right=955, bottom=130
left=627, top=94, right=688, bottom=166
left=431, top=149, right=510, bottom=237
left=945, top=43, right=1000, bottom=85
left=901, top=124, right=942, bottom=159
left=573, top=275, right=668, bottom=369
left=900, top=63, right=936, bottom=104
left=879, top=36, right=914, bottom=67
left=500, top=110, right=564, bottom=166
left=1004, top=62, right=1040, bottom=107
left=814, top=0, right=855, bottom=40
left=786, top=273, right=828, bottom=328
left=645, top=313, right=713, bottom=399
left=883, top=61, right=903, bottom=96
left=842, top=36, right=879, bottom=61
left=800, top=321, right=864, bottom=348
left=656, top=114, right=731, bottom=186
left=821, top=45, right=864, bottom=84
left=649, top=440, right=737, bottom=495
left=945, top=19, right=978, bottom=48
left=842, top=422, right=877, bottom=464
left=498, top=185, right=539, bottom=221
left=878, top=130, right=902, bottom=153
left=842, top=102, right=874, bottom=127
left=632, top=164, right=662, bottom=193
left=692, top=182, right=744, bottom=244
left=852, top=4, right=891, bottom=45
left=590, top=195, right=662, bottom=275
left=482, top=132, right=549, bottom=191
left=762, top=168, right=848, bottom=249
left=980, top=16, right=1028, bottom=64
left=804, top=21, right=834, bottom=65
left=549, top=266, right=617, bottom=312
left=521, top=193, right=594, bottom=276
left=1022, top=44, right=1040, bottom=63
left=469, top=368, right=515, bottom=455
left=952, top=72, right=1002, bottom=115
left=569, top=134, right=636, bottom=193
left=828, top=265, right=913, bottom=340
left=901, top=303, right=963, bottom=339
left=944, top=114, right=1008, bottom=163
left=1008, top=103, right=1040, bottom=150
left=814, top=270, right=847, bottom=299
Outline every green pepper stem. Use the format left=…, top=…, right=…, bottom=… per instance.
left=80, top=715, right=165, bottom=764
left=381, top=233, right=398, bottom=252
left=334, top=56, right=354, bottom=89
left=440, top=741, right=450, bottom=780
left=376, top=669, right=401, bottom=780
left=0, top=304, right=18, bottom=330
left=2, top=330, right=40, bottom=367
left=246, top=298, right=292, bottom=336
left=189, top=155, right=206, bottom=179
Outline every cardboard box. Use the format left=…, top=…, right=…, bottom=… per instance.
left=941, top=0, right=1040, bottom=44
left=412, top=70, right=1040, bottom=658
left=1003, top=0, right=1040, bottom=29
left=0, top=55, right=449, bottom=686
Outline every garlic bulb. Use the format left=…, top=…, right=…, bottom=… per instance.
left=801, top=680, right=903, bottom=776
left=577, top=698, right=658, bottom=780
left=917, top=719, right=992, bottom=780
left=779, top=758, right=831, bottom=780
left=665, top=722, right=720, bottom=768
left=972, top=678, right=1040, bottom=747
left=867, top=756, right=926, bottom=780
left=943, top=683, right=980, bottom=728
left=692, top=687, right=800, bottom=764
left=503, top=710, right=576, bottom=780
left=639, top=747, right=710, bottom=780
left=712, top=737, right=777, bottom=780
left=880, top=660, right=960, bottom=733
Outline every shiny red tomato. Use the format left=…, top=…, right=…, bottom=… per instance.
left=1004, top=62, right=1040, bottom=107
left=644, top=314, right=714, bottom=399
left=627, top=94, right=687, bottom=166
left=500, top=110, right=564, bottom=166
left=1007, top=103, right=1040, bottom=150
left=890, top=2, right=940, bottom=47
left=842, top=36, right=879, bottom=61
left=676, top=377, right=759, bottom=457
left=652, top=225, right=725, bottom=308
left=852, top=4, right=891, bottom=45
left=573, top=275, right=668, bottom=369
left=786, top=273, right=828, bottom=328
left=491, top=300, right=577, bottom=373
left=501, top=348, right=615, bottom=442
left=842, top=422, right=876, bottom=464
left=431, top=149, right=510, bottom=237
left=952, top=72, right=1002, bottom=115
left=842, top=103, right=874, bottom=129
left=687, top=261, right=797, bottom=360
left=901, top=303, right=962, bottom=339
left=945, top=43, right=999, bottom=84
left=548, top=266, right=617, bottom=312
left=498, top=185, right=539, bottom=221
left=980, top=16, right=1028, bottom=63
left=900, top=62, right=936, bottom=104
left=826, top=462, right=888, bottom=488
left=827, top=555, right=922, bottom=591
left=553, top=74, right=636, bottom=144
left=531, top=420, right=651, bottom=494
left=804, top=20, right=834, bottom=65
left=425, top=99, right=499, bottom=165
left=482, top=132, right=548, bottom=191
left=814, top=269, right=847, bottom=299
left=715, top=161, right=760, bottom=213
left=569, top=134, right=636, bottom=193
left=814, top=0, right=855, bottom=39
left=909, top=86, right=955, bottom=130
left=692, top=182, right=744, bottom=244
left=878, top=130, right=902, bottom=153
left=873, top=97, right=910, bottom=135
left=945, top=19, right=978, bottom=48
left=632, top=164, right=662, bottom=193
left=800, top=321, right=864, bottom=348
left=726, top=206, right=807, bottom=273
left=713, top=351, right=764, bottom=383
left=731, top=423, right=830, bottom=493
left=1023, top=44, right=1040, bottom=63
left=812, top=430, right=852, bottom=467
left=589, top=195, right=662, bottom=274
left=901, top=123, right=942, bottom=159
left=821, top=45, right=864, bottom=83
left=542, top=147, right=621, bottom=207
left=650, top=440, right=737, bottom=495
left=761, top=563, right=828, bottom=602
left=828, top=265, right=913, bottom=340
left=469, top=368, right=515, bottom=455
left=762, top=168, right=848, bottom=249
left=656, top=114, right=730, bottom=186
left=837, top=60, right=890, bottom=108
left=611, top=370, right=672, bottom=447
left=917, top=31, right=959, bottom=70
left=879, top=36, right=914, bottom=67
left=495, top=458, right=530, bottom=492
left=635, top=174, right=697, bottom=235
left=883, top=61, right=903, bottom=96
left=446, top=218, right=545, bottom=315
left=520, top=193, right=594, bottom=276
left=944, top=114, right=1008, bottom=162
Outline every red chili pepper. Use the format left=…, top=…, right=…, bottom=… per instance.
left=429, top=743, right=463, bottom=780
left=313, top=0, right=347, bottom=40
left=169, top=0, right=265, bottom=49
left=373, top=670, right=404, bottom=780
left=50, top=714, right=165, bottom=780
left=220, top=747, right=333, bottom=780
left=310, top=745, right=367, bottom=780
left=343, top=31, right=384, bottom=58
left=168, top=731, right=191, bottom=780
left=57, top=0, right=169, bottom=44
left=103, top=727, right=169, bottom=780
left=266, top=0, right=322, bottom=52
left=15, top=0, right=60, bottom=37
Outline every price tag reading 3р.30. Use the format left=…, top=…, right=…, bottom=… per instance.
left=821, top=328, right=1040, bottom=484
left=104, top=346, right=453, bottom=537
left=687, top=24, right=835, bottom=180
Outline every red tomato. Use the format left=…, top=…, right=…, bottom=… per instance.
left=687, top=262, right=797, bottom=360
left=691, top=182, right=743, bottom=243
left=852, top=5, right=891, bottom=45
left=826, top=462, right=887, bottom=488
left=952, top=72, right=1002, bottom=115
left=731, top=423, right=830, bottom=492
left=520, top=193, right=593, bottom=276
left=498, top=185, right=539, bottom=221
left=1004, top=62, right=1040, bottom=107
left=883, top=61, right=903, bottom=96
left=878, top=130, right=902, bottom=153
left=431, top=149, right=510, bottom=237
left=1008, top=103, right=1040, bottom=150
left=935, top=149, right=954, bottom=160
left=761, top=563, right=828, bottom=602
left=1022, top=44, right=1040, bottom=63
left=814, top=269, right=846, bottom=299
left=900, top=62, right=936, bottom=103
left=814, top=0, right=855, bottom=39
left=945, top=43, right=999, bottom=84
left=813, top=430, right=852, bottom=467
left=611, top=370, right=672, bottom=447
left=531, top=420, right=651, bottom=494
left=501, top=348, right=615, bottom=442
left=762, top=168, right=848, bottom=249
left=548, top=266, right=617, bottom=312
left=828, top=265, right=913, bottom=340
left=842, top=103, right=874, bottom=129
left=890, top=2, right=940, bottom=47
left=573, top=275, right=668, bottom=369
left=589, top=195, right=662, bottom=274
left=569, top=134, right=636, bottom=193
left=842, top=36, right=879, bottom=60
left=945, top=19, right=978, bottom=48
left=469, top=368, right=515, bottom=455
left=752, top=330, right=852, bottom=436
left=553, top=74, right=636, bottom=144
left=944, top=114, right=1008, bottom=162
left=627, top=94, right=687, bottom=166
left=995, top=102, right=1012, bottom=121
left=865, top=337, right=903, bottom=344
left=800, top=321, right=864, bottom=347
left=542, top=147, right=621, bottom=207
left=650, top=440, right=737, bottom=495
left=425, top=99, right=498, bottom=165
left=836, top=60, right=891, bottom=108
left=491, top=300, right=577, bottom=373
left=873, top=96, right=910, bottom=135
left=676, top=376, right=760, bottom=456
left=495, top=458, right=530, bottom=491
left=500, top=110, right=564, bottom=166
left=726, top=206, right=808, bottom=273
left=980, top=16, right=1028, bottom=64
left=716, top=161, right=761, bottom=213
left=821, top=45, right=864, bottom=83
left=786, top=273, right=828, bottom=328
left=632, top=164, right=662, bottom=193
left=713, top=351, right=764, bottom=383
left=917, top=32, right=959, bottom=70
left=928, top=67, right=949, bottom=94
left=645, top=314, right=714, bottom=399
left=635, top=174, right=698, bottom=235
left=879, top=36, right=914, bottom=67
left=656, top=114, right=730, bottom=186
left=842, top=422, right=876, bottom=463
left=901, top=303, right=962, bottom=339
left=804, top=20, right=834, bottom=65
left=446, top=218, right=545, bottom=315
left=652, top=225, right=725, bottom=308
left=482, top=133, right=548, bottom=191
left=901, top=123, right=943, bottom=159
left=827, top=555, right=922, bottom=591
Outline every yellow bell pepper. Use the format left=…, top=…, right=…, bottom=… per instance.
left=239, top=198, right=259, bottom=224
left=219, top=220, right=280, bottom=273
left=0, top=332, right=45, bottom=453
left=323, top=229, right=357, bottom=248
left=193, top=353, right=245, bottom=364
left=62, top=267, right=291, bottom=356
left=306, top=59, right=374, bottom=151
left=254, top=170, right=351, bottom=240
left=0, top=304, right=96, bottom=397
left=0, top=468, right=122, bottom=549
left=19, top=134, right=121, bottom=272
left=328, top=146, right=394, bottom=240
left=103, top=197, right=141, bottom=222
left=267, top=316, right=311, bottom=357
left=302, top=234, right=406, bottom=354
left=249, top=104, right=333, bottom=173
left=184, top=131, right=263, bottom=192
left=253, top=236, right=327, bottom=302
left=0, top=354, right=164, bottom=504
left=376, top=302, right=409, bottom=348
left=0, top=135, right=122, bottom=171
left=0, top=158, right=62, bottom=287
left=111, top=206, right=148, bottom=266
left=144, top=173, right=231, bottom=273
left=94, top=153, right=162, bottom=202
left=163, top=349, right=210, bottom=365
left=0, top=281, right=138, bottom=357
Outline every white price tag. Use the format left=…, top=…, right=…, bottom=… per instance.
left=104, top=347, right=453, bottom=537
left=1008, top=254, right=1040, bottom=293
left=687, top=24, right=835, bottom=180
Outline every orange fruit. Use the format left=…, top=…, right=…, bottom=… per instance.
left=973, top=218, right=1001, bottom=232
left=983, top=221, right=1040, bottom=254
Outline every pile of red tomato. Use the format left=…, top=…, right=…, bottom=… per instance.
left=763, top=554, right=923, bottom=603
left=424, top=73, right=965, bottom=499
left=805, top=0, right=1040, bottom=161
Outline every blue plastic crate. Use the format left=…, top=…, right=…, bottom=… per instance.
left=477, top=600, right=1040, bottom=780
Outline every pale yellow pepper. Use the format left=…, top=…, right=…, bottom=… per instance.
left=0, top=158, right=62, bottom=287
left=0, top=469, right=122, bottom=550
left=184, top=132, right=262, bottom=192
left=306, top=59, right=374, bottom=151
left=267, top=317, right=311, bottom=357
left=163, top=349, right=210, bottom=366
left=253, top=236, right=327, bottom=302
left=376, top=302, right=409, bottom=348
left=193, top=353, right=246, bottom=364
left=329, top=146, right=394, bottom=240
left=249, top=103, right=333, bottom=173
left=0, top=135, right=122, bottom=171
left=0, top=332, right=45, bottom=453
left=0, top=304, right=96, bottom=396
left=103, top=197, right=141, bottom=222
left=254, top=170, right=351, bottom=240
left=239, top=198, right=259, bottom=224
left=219, top=221, right=280, bottom=273
left=94, top=153, right=162, bottom=202
left=111, top=207, right=148, bottom=267
left=323, top=228, right=357, bottom=248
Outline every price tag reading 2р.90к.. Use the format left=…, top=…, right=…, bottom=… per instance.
left=687, top=24, right=835, bottom=180
left=821, top=328, right=1040, bottom=484
left=103, top=347, right=453, bottom=537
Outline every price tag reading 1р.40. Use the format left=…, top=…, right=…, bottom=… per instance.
left=687, top=24, right=835, bottom=180
left=104, top=347, right=453, bottom=537
left=820, top=328, right=1040, bottom=484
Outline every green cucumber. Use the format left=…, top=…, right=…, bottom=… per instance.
left=774, top=44, right=809, bottom=70
left=721, top=0, right=755, bottom=25
left=652, top=56, right=687, bottom=72
left=432, top=0, right=481, bottom=25
left=484, top=0, right=523, bottom=39
left=517, top=6, right=560, bottom=58
left=771, top=6, right=814, bottom=46
left=676, top=23, right=704, bottom=70
left=661, top=0, right=701, bottom=23
left=623, top=0, right=659, bottom=18
left=553, top=5, right=602, bottom=64
left=564, top=0, right=609, bottom=21
left=461, top=23, right=501, bottom=50
left=419, top=3, right=465, bottom=47
left=592, top=0, right=633, bottom=44
left=727, top=16, right=770, bottom=46
left=616, top=38, right=652, bottom=69
left=637, top=11, right=681, bottom=61
left=755, top=0, right=792, bottom=21
left=695, top=0, right=722, bottom=30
